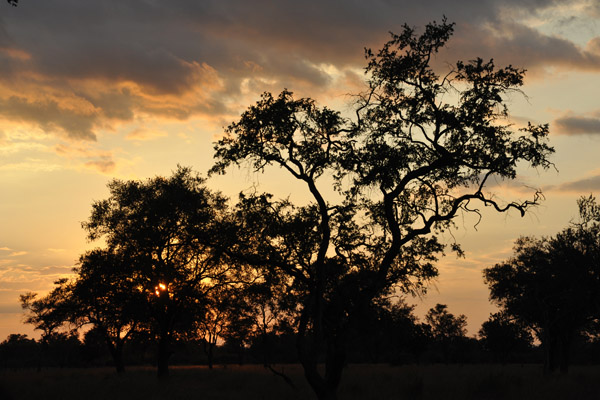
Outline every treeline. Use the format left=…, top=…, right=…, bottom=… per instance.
left=6, top=300, right=600, bottom=371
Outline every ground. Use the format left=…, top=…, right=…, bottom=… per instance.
left=1, top=364, right=599, bottom=399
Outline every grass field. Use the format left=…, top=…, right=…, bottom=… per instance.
left=1, top=364, right=600, bottom=399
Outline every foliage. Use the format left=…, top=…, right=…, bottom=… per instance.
left=212, top=19, right=552, bottom=400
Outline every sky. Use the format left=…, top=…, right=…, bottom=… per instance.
left=1, top=0, right=600, bottom=340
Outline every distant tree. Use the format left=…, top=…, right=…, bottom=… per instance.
left=188, top=285, right=249, bottom=369
left=478, top=311, right=533, bottom=363
left=385, top=301, right=433, bottom=363
left=82, top=166, right=239, bottom=378
left=426, top=304, right=467, bottom=340
left=6, top=0, right=17, bottom=6
left=425, top=304, right=468, bottom=362
left=347, top=297, right=431, bottom=364
left=484, top=196, right=600, bottom=373
left=212, top=19, right=553, bottom=399
left=0, top=334, right=38, bottom=369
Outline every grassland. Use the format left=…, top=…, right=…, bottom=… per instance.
left=1, top=363, right=600, bottom=399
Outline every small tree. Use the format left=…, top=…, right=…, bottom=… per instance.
left=425, top=304, right=467, bottom=363
left=212, top=19, right=553, bottom=399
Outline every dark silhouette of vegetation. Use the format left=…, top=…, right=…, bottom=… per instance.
left=211, top=19, right=553, bottom=400
left=20, top=280, right=72, bottom=341
left=71, top=249, right=146, bottom=373
left=10, top=19, right=561, bottom=398
left=478, top=311, right=533, bottom=364
left=19, top=167, right=253, bottom=377
left=81, top=166, right=247, bottom=378
left=484, top=196, right=600, bottom=374
left=345, top=297, right=432, bottom=364
left=6, top=0, right=17, bottom=6
left=425, top=304, right=468, bottom=363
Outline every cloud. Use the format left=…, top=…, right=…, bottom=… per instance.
left=0, top=0, right=598, bottom=145
left=54, top=142, right=118, bottom=173
left=549, top=174, right=600, bottom=193
left=554, top=114, right=600, bottom=135
left=126, top=128, right=167, bottom=141
left=8, top=251, right=27, bottom=257
left=0, top=96, right=97, bottom=140
left=85, top=156, right=116, bottom=174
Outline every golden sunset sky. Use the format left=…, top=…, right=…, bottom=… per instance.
left=2, top=0, right=600, bottom=339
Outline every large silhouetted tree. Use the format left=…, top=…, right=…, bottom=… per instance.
left=484, top=196, right=600, bottom=374
left=211, top=19, right=553, bottom=399
left=82, top=166, right=239, bottom=378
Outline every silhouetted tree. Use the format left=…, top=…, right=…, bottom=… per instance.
left=20, top=279, right=75, bottom=342
left=484, top=196, right=600, bottom=374
left=82, top=166, right=239, bottom=378
left=187, top=285, right=250, bottom=369
left=6, top=0, right=17, bottom=6
left=347, top=297, right=431, bottom=364
left=70, top=249, right=146, bottom=373
left=425, top=304, right=468, bottom=363
left=478, top=311, right=532, bottom=363
left=0, top=334, right=38, bottom=369
left=211, top=19, right=553, bottom=399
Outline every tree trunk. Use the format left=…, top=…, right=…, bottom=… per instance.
left=302, top=361, right=339, bottom=400
left=107, top=340, right=125, bottom=374
left=207, top=341, right=214, bottom=369
left=558, top=333, right=571, bottom=374
left=543, top=333, right=558, bottom=375
left=297, top=324, right=346, bottom=400
left=157, top=334, right=171, bottom=379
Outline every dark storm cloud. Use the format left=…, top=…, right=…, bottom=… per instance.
left=0, top=0, right=596, bottom=140
left=2, top=0, right=583, bottom=89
